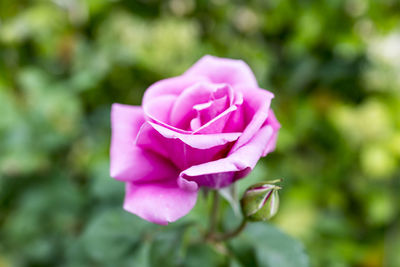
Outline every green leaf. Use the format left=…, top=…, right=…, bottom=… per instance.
left=229, top=223, right=309, bottom=267
left=149, top=224, right=190, bottom=267
left=80, top=208, right=153, bottom=264
left=131, top=241, right=151, bottom=267
left=183, top=243, right=228, bottom=267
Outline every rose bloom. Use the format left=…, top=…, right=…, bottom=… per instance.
left=110, top=56, right=280, bottom=225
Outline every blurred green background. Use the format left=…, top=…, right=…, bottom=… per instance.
left=0, top=0, right=399, bottom=266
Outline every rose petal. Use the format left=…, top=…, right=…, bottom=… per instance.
left=192, top=105, right=238, bottom=134
left=143, top=94, right=187, bottom=132
left=142, top=75, right=209, bottom=105
left=112, top=147, right=180, bottom=183
left=184, top=55, right=258, bottom=88
left=262, top=109, right=281, bottom=156
left=110, top=103, right=144, bottom=178
left=193, top=90, right=243, bottom=134
left=110, top=103, right=179, bottom=182
left=230, top=88, right=274, bottom=152
left=169, top=82, right=217, bottom=129
left=144, top=122, right=241, bottom=149
left=190, top=85, right=231, bottom=128
left=220, top=90, right=246, bottom=132
left=192, top=87, right=229, bottom=125
left=124, top=180, right=198, bottom=225
left=179, top=124, right=274, bottom=189
left=136, top=122, right=241, bottom=171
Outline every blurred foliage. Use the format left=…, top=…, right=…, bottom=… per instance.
left=0, top=0, right=399, bottom=266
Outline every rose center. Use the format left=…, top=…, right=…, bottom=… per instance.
left=190, top=85, right=232, bottom=131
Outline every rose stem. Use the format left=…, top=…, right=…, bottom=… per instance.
left=207, top=190, right=220, bottom=238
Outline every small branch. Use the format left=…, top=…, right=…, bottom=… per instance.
left=204, top=190, right=247, bottom=243
left=211, top=219, right=248, bottom=242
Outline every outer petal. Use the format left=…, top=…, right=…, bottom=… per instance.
left=262, top=109, right=281, bottom=156
left=179, top=124, right=274, bottom=189
left=124, top=180, right=198, bottom=225
left=143, top=94, right=186, bottom=133
left=142, top=122, right=241, bottom=149
left=142, top=75, right=209, bottom=105
left=230, top=88, right=274, bottom=152
left=110, top=103, right=178, bottom=182
left=184, top=55, right=258, bottom=88
left=136, top=122, right=241, bottom=172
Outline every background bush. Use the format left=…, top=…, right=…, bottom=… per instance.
left=0, top=0, right=399, bottom=266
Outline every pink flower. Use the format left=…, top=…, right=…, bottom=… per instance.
left=110, top=55, right=280, bottom=225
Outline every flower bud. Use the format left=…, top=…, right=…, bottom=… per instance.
left=240, top=180, right=281, bottom=221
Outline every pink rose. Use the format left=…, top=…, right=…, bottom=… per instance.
left=110, top=55, right=280, bottom=225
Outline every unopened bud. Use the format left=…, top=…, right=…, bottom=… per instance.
left=240, top=180, right=281, bottom=221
